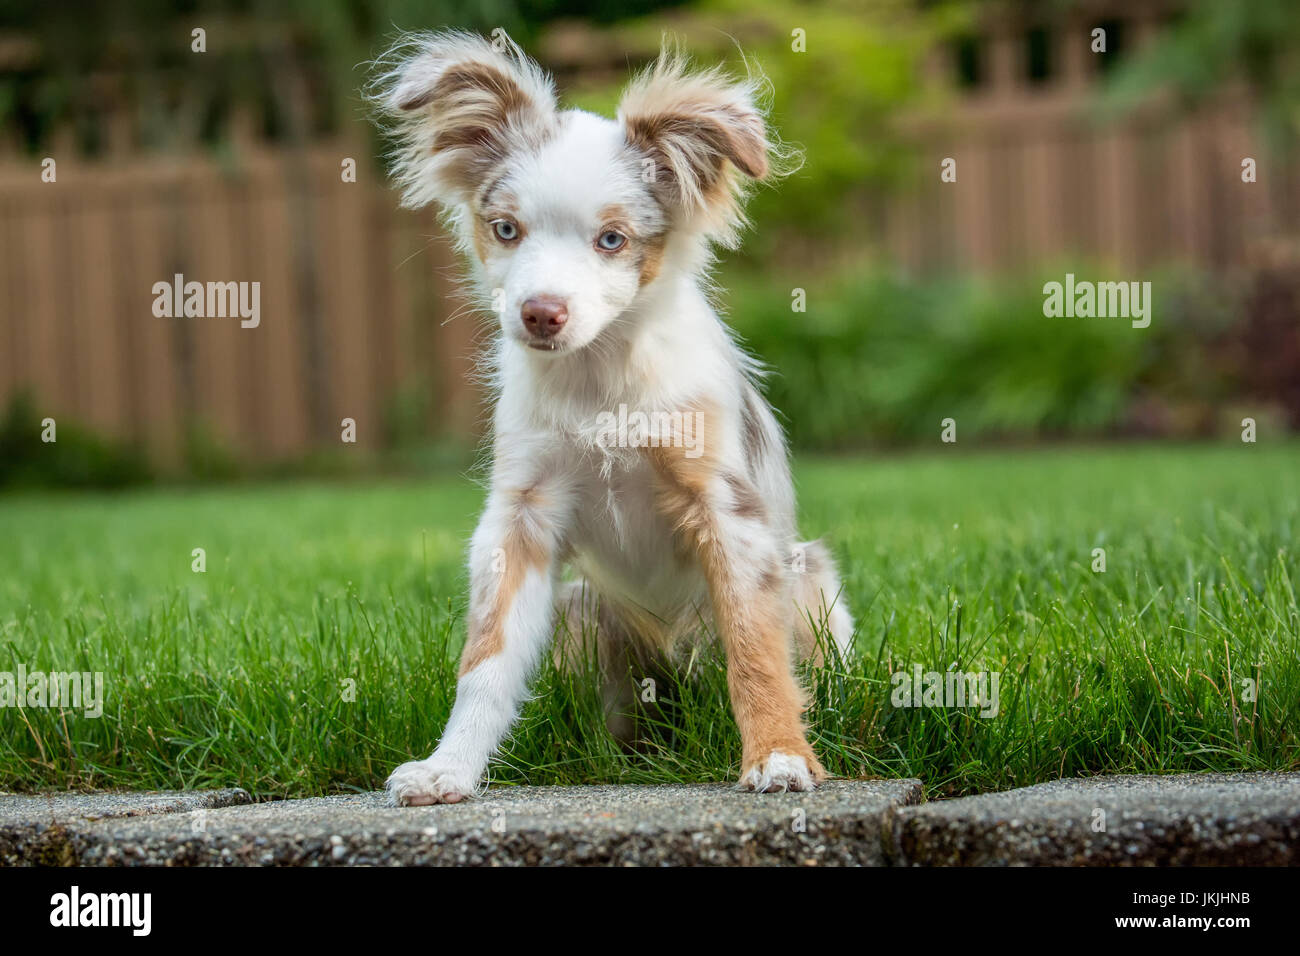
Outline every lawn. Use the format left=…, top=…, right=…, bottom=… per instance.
left=1, top=442, right=1297, bottom=799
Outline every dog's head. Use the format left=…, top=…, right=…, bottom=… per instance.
left=373, top=31, right=777, bottom=355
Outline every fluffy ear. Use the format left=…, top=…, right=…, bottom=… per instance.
left=371, top=31, right=557, bottom=209
left=618, top=49, right=775, bottom=246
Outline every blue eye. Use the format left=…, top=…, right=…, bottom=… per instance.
left=493, top=220, right=518, bottom=242
left=597, top=230, right=626, bottom=252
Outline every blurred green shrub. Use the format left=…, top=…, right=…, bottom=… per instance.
left=0, top=393, right=152, bottom=489
left=723, top=265, right=1258, bottom=450
left=181, top=422, right=243, bottom=483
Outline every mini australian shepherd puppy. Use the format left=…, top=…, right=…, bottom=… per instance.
left=372, top=31, right=853, bottom=804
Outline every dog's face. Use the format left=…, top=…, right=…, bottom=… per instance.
left=376, top=32, right=773, bottom=356
left=470, top=112, right=667, bottom=353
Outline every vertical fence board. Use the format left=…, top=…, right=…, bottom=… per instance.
left=79, top=192, right=127, bottom=432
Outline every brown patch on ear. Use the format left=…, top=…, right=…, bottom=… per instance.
left=618, top=55, right=772, bottom=245
left=397, top=89, right=435, bottom=111
left=716, top=108, right=769, bottom=179
left=436, top=61, right=532, bottom=111
left=629, top=106, right=761, bottom=168
left=375, top=32, right=558, bottom=209
left=625, top=109, right=767, bottom=195
left=426, top=61, right=533, bottom=153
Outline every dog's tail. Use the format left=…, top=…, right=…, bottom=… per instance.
left=792, top=539, right=854, bottom=663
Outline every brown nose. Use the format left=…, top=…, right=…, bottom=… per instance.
left=521, top=296, right=568, bottom=338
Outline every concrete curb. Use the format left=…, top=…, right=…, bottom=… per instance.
left=23, top=780, right=921, bottom=866
left=893, top=772, right=1300, bottom=866
left=5, top=772, right=1297, bottom=866
left=0, top=789, right=252, bottom=866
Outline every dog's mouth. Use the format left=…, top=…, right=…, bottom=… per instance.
left=526, top=339, right=564, bottom=353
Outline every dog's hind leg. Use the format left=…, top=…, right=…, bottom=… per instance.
left=792, top=539, right=855, bottom=664
left=552, top=579, right=642, bottom=743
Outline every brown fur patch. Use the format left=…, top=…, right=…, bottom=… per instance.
left=624, top=109, right=766, bottom=182
left=415, top=60, right=555, bottom=201
left=477, top=171, right=510, bottom=209
left=594, top=204, right=665, bottom=285
left=597, top=203, right=631, bottom=225
left=471, top=217, right=493, bottom=264
left=458, top=487, right=550, bottom=676
left=429, top=62, right=533, bottom=132
left=622, top=109, right=765, bottom=226
left=740, top=385, right=771, bottom=478
left=722, top=471, right=765, bottom=521
left=646, top=402, right=822, bottom=781
left=637, top=233, right=668, bottom=287
left=759, top=563, right=785, bottom=594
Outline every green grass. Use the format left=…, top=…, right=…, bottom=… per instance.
left=2, top=442, right=1297, bottom=799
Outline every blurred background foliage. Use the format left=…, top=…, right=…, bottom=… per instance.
left=727, top=265, right=1267, bottom=451
left=0, top=0, right=1297, bottom=486
left=1100, top=0, right=1300, bottom=154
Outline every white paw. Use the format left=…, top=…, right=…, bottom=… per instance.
left=739, top=750, right=818, bottom=793
left=385, top=759, right=479, bottom=806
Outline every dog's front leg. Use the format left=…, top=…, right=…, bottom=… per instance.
left=651, top=450, right=825, bottom=792
left=387, top=482, right=564, bottom=806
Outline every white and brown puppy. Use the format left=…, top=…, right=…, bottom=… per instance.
left=373, top=31, right=853, bottom=804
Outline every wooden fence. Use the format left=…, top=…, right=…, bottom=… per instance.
left=0, top=141, right=479, bottom=463
left=880, top=93, right=1296, bottom=276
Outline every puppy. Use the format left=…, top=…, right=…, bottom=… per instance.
left=372, top=31, right=853, bottom=804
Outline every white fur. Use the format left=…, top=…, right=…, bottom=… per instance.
left=739, top=750, right=818, bottom=793
left=375, top=34, right=853, bottom=806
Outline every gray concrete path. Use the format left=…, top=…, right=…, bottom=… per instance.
left=4, top=772, right=1297, bottom=866
left=1, top=780, right=919, bottom=866
left=0, top=789, right=251, bottom=866
left=894, top=772, right=1300, bottom=866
